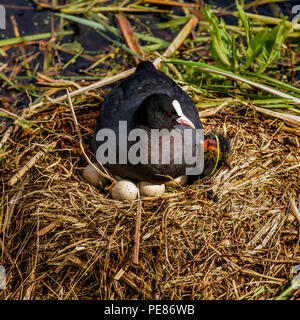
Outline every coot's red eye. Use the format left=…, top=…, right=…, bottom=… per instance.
left=167, top=111, right=172, bottom=116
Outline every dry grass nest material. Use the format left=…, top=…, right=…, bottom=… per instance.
left=1, top=100, right=300, bottom=300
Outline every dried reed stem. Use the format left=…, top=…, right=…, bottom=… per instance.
left=116, top=15, right=144, bottom=65
left=66, top=89, right=116, bottom=184
left=133, top=198, right=142, bottom=264
left=8, top=149, right=45, bottom=186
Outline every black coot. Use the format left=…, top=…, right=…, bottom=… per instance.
left=90, top=61, right=228, bottom=183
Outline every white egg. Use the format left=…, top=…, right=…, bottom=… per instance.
left=82, top=163, right=108, bottom=187
left=111, top=180, right=138, bottom=201
left=139, top=181, right=165, bottom=197
left=166, top=175, right=188, bottom=188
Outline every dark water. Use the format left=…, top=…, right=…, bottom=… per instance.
left=0, top=0, right=113, bottom=71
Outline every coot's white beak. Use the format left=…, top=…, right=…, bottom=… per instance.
left=176, top=115, right=196, bottom=129
left=172, top=100, right=195, bottom=129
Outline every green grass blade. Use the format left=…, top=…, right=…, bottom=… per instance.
left=243, top=71, right=300, bottom=96
left=165, top=59, right=300, bottom=103
left=236, top=0, right=251, bottom=44
left=57, top=12, right=168, bottom=45
left=0, top=30, right=73, bottom=48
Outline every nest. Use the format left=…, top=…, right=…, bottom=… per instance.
left=0, top=97, right=299, bottom=300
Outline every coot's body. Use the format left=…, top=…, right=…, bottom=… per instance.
left=90, top=62, right=204, bottom=183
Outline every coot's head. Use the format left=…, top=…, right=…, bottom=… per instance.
left=202, top=131, right=231, bottom=177
left=136, top=93, right=195, bottom=130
